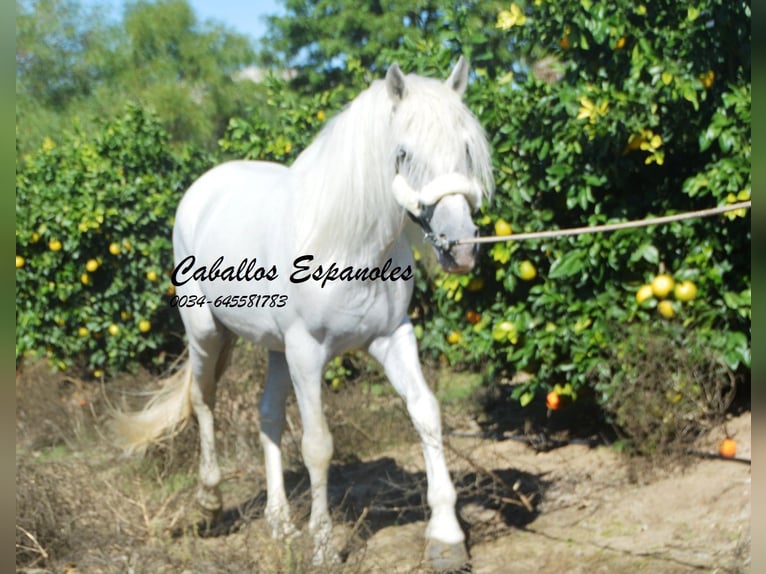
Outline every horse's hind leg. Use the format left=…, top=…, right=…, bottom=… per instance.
left=259, top=351, right=297, bottom=538
left=284, top=331, right=338, bottom=565
left=180, top=304, right=235, bottom=523
left=368, top=321, right=468, bottom=571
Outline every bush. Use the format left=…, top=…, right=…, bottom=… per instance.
left=395, top=0, right=750, bottom=408
left=16, top=105, right=212, bottom=376
left=593, top=322, right=737, bottom=456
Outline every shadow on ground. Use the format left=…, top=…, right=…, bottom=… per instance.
left=187, top=454, right=547, bottom=559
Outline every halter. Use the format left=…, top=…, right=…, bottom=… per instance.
left=392, top=172, right=482, bottom=250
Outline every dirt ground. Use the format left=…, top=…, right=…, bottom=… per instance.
left=16, top=347, right=751, bottom=573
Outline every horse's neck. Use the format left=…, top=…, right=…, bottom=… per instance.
left=289, top=87, right=404, bottom=265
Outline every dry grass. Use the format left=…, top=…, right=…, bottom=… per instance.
left=16, top=344, right=540, bottom=573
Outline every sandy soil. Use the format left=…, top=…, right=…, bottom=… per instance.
left=16, top=356, right=750, bottom=573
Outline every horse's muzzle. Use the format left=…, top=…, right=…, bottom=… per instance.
left=436, top=241, right=479, bottom=274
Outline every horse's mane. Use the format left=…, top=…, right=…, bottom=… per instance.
left=289, top=72, right=493, bottom=264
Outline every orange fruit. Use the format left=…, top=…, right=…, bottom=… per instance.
left=85, top=258, right=99, bottom=272
left=651, top=274, right=675, bottom=298
left=674, top=280, right=697, bottom=302
left=636, top=284, right=653, bottom=304
left=108, top=242, right=121, bottom=255
left=494, top=219, right=512, bottom=237
left=138, top=320, right=151, bottom=333
left=519, top=260, right=537, bottom=281
left=546, top=391, right=561, bottom=410
left=719, top=438, right=736, bottom=458
left=657, top=300, right=675, bottom=318
left=447, top=331, right=462, bottom=344
left=465, top=310, right=481, bottom=324
left=108, top=323, right=120, bottom=336
left=16, top=255, right=25, bottom=268
left=49, top=239, right=62, bottom=252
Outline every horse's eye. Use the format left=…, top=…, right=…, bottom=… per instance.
left=395, top=147, right=408, bottom=173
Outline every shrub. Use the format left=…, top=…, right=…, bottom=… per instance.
left=16, top=105, right=212, bottom=376
left=396, top=0, right=750, bottom=408
left=593, top=322, right=737, bottom=456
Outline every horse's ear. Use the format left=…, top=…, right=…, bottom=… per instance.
left=386, top=63, right=407, bottom=102
left=446, top=56, right=470, bottom=97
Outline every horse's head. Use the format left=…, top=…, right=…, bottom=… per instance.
left=385, top=57, right=494, bottom=274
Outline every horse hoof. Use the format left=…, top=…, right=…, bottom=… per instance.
left=426, top=539, right=470, bottom=573
left=312, top=545, right=341, bottom=567
left=195, top=487, right=223, bottom=533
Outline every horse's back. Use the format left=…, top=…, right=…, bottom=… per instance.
left=173, top=160, right=288, bottom=256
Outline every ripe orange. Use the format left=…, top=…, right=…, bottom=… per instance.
left=636, top=284, right=653, bottom=304
left=519, top=260, right=537, bottom=281
left=447, top=331, right=462, bottom=344
left=674, top=280, right=697, bottom=302
left=651, top=274, right=675, bottom=298
left=546, top=391, right=561, bottom=410
left=465, top=310, right=481, bottom=324
left=494, top=218, right=512, bottom=237
left=657, top=300, right=675, bottom=318
left=719, top=438, right=737, bottom=458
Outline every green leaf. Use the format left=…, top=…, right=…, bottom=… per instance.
left=548, top=250, right=585, bottom=279
left=519, top=390, right=534, bottom=408
left=629, top=243, right=659, bottom=264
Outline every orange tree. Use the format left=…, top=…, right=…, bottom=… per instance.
left=222, top=0, right=750, bottom=410
left=16, top=105, right=211, bottom=375
left=381, top=0, right=750, bottom=406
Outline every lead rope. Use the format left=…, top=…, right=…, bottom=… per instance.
left=453, top=200, right=751, bottom=246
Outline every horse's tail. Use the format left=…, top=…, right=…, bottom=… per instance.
left=112, top=361, right=194, bottom=454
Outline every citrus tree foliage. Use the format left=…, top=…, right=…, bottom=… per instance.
left=247, top=0, right=750, bottom=405
left=16, top=0, right=256, bottom=152
left=259, top=0, right=517, bottom=89
left=16, top=106, right=212, bottom=374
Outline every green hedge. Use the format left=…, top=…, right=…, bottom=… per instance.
left=16, top=105, right=212, bottom=375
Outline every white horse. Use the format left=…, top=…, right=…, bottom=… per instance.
left=114, top=57, right=494, bottom=570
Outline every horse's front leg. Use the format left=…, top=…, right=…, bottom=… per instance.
left=259, top=351, right=297, bottom=539
left=368, top=321, right=469, bottom=571
left=284, top=331, right=338, bottom=565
